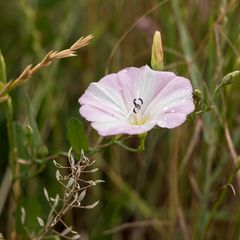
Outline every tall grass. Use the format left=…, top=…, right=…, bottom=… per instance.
left=0, top=0, right=240, bottom=239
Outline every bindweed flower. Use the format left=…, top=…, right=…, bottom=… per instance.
left=79, top=65, right=194, bottom=136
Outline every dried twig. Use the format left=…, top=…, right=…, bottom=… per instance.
left=104, top=219, right=171, bottom=235
left=21, top=149, right=102, bottom=240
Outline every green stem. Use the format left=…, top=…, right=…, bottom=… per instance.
left=139, top=133, right=146, bottom=151
left=115, top=133, right=146, bottom=152
left=212, top=83, right=223, bottom=98
left=114, top=141, right=141, bottom=152
left=6, top=96, right=20, bottom=237
left=200, top=159, right=240, bottom=239
left=6, top=98, right=17, bottom=173
left=88, top=134, right=147, bottom=154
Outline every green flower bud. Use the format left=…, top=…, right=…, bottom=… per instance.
left=214, top=70, right=240, bottom=96
left=25, top=125, right=34, bottom=137
left=222, top=70, right=240, bottom=86
left=151, top=31, right=164, bottom=71
left=37, top=145, right=49, bottom=157
left=193, top=89, right=202, bottom=103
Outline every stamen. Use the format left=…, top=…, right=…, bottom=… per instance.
left=129, top=98, right=148, bottom=125
left=138, top=98, right=143, bottom=105
left=133, top=98, right=143, bottom=113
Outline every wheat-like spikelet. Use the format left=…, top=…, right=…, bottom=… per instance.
left=0, top=35, right=93, bottom=99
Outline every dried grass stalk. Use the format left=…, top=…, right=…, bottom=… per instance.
left=0, top=34, right=93, bottom=98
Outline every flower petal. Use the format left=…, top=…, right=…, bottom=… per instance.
left=145, top=76, right=194, bottom=119
left=123, top=121, right=156, bottom=135
left=91, top=121, right=128, bottom=136
left=116, top=66, right=176, bottom=112
left=157, top=112, right=187, bottom=129
left=114, top=67, right=142, bottom=112
left=80, top=105, right=125, bottom=122
left=79, top=79, right=128, bottom=121
left=92, top=120, right=156, bottom=136
left=134, top=66, right=176, bottom=111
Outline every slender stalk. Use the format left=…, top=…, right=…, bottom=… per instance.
left=114, top=134, right=146, bottom=152
left=168, top=128, right=181, bottom=239
left=139, top=133, right=146, bottom=151
left=200, top=159, right=240, bottom=239
left=6, top=97, right=20, bottom=237
left=6, top=98, right=17, bottom=172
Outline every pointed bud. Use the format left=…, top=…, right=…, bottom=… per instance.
left=215, top=70, right=240, bottom=95
left=0, top=50, right=6, bottom=84
left=25, top=125, right=33, bottom=137
left=222, top=70, right=240, bottom=86
left=151, top=31, right=164, bottom=71
left=37, top=145, right=49, bottom=157
left=193, top=89, right=202, bottom=103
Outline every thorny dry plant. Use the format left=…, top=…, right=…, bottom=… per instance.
left=21, top=149, right=103, bottom=240
left=0, top=35, right=93, bottom=101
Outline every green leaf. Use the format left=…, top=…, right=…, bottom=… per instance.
left=67, top=117, right=88, bottom=152
left=13, top=122, right=28, bottom=159
left=172, top=0, right=201, bottom=88
left=0, top=49, right=6, bottom=84
left=27, top=99, right=42, bottom=148
left=15, top=197, right=43, bottom=237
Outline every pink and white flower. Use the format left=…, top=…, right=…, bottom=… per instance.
left=79, top=65, right=194, bottom=136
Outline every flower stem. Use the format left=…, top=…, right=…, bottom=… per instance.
left=89, top=134, right=147, bottom=153
left=5, top=98, right=20, bottom=237
left=113, top=133, right=146, bottom=152
left=138, top=133, right=146, bottom=151
left=6, top=98, right=17, bottom=171
left=114, top=141, right=141, bottom=152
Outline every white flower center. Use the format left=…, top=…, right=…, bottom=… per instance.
left=129, top=98, right=149, bottom=125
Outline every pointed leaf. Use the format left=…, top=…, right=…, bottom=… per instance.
left=78, top=190, right=86, bottom=202
left=66, top=178, right=75, bottom=188
left=67, top=118, right=88, bottom=152
left=37, top=217, right=45, bottom=227
left=13, top=122, right=28, bottom=159
left=0, top=49, right=6, bottom=84
left=20, top=207, right=26, bottom=224
left=27, top=99, right=42, bottom=148
left=56, top=170, right=62, bottom=181
left=44, top=188, right=49, bottom=201
left=61, top=227, right=72, bottom=236
left=71, top=235, right=81, bottom=240
left=81, top=200, right=99, bottom=209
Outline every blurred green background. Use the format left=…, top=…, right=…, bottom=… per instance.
left=1, top=0, right=240, bottom=239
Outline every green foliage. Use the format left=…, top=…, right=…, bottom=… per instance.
left=0, top=0, right=240, bottom=239
left=13, top=122, right=28, bottom=159
left=0, top=50, right=6, bottom=84
left=67, top=117, right=88, bottom=153
left=16, top=197, right=44, bottom=235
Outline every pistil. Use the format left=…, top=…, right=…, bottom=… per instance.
left=130, top=98, right=148, bottom=125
